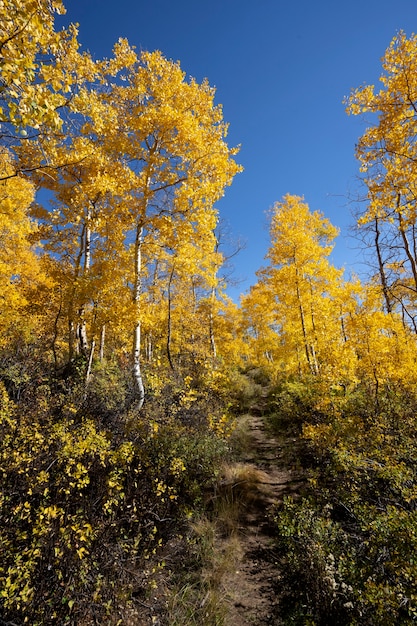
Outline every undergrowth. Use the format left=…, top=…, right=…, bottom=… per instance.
left=269, top=378, right=417, bottom=625
left=0, top=359, right=237, bottom=625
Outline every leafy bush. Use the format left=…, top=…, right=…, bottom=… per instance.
left=273, top=381, right=417, bottom=625
left=0, top=367, right=232, bottom=625
left=276, top=498, right=356, bottom=625
left=276, top=495, right=417, bottom=625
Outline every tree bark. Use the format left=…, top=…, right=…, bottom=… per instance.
left=68, top=222, right=85, bottom=362
left=99, top=324, right=105, bottom=362
left=77, top=209, right=91, bottom=356
left=373, top=216, right=393, bottom=313
left=295, top=267, right=316, bottom=375
left=85, top=339, right=95, bottom=394
left=133, top=223, right=145, bottom=410
left=397, top=200, right=417, bottom=292
left=166, top=266, right=175, bottom=370
left=209, top=286, right=217, bottom=360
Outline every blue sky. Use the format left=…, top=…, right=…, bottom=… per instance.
left=59, top=0, right=417, bottom=300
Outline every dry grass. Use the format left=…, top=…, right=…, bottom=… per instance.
left=220, top=463, right=270, bottom=491
left=228, top=414, right=253, bottom=457
left=210, top=463, right=270, bottom=536
left=165, top=411, right=278, bottom=626
left=165, top=517, right=242, bottom=626
left=164, top=462, right=268, bottom=624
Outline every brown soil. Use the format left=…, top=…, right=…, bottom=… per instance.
left=221, top=412, right=306, bottom=625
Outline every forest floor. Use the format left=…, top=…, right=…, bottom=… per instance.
left=217, top=403, right=307, bottom=625
left=143, top=392, right=308, bottom=626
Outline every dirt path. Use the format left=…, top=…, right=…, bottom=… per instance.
left=221, top=412, right=306, bottom=625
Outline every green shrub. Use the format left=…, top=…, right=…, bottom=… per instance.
left=274, top=382, right=417, bottom=625
left=0, top=371, right=231, bottom=625
left=276, top=497, right=356, bottom=626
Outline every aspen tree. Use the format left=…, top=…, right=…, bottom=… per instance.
left=347, top=31, right=417, bottom=328
left=0, top=149, right=39, bottom=341
left=258, top=195, right=342, bottom=377
left=103, top=51, right=241, bottom=408
left=27, top=46, right=240, bottom=407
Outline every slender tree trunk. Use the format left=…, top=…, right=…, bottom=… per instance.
left=397, top=199, right=417, bottom=291
left=309, top=343, right=319, bottom=375
left=133, top=223, right=145, bottom=410
left=340, top=309, right=348, bottom=343
left=373, top=216, right=393, bottom=313
left=99, top=324, right=106, bottom=362
left=68, top=223, right=85, bottom=362
left=68, top=321, right=77, bottom=361
left=77, top=319, right=89, bottom=356
left=77, top=210, right=91, bottom=356
left=85, top=339, right=96, bottom=395
left=392, top=292, right=417, bottom=334
left=190, top=279, right=197, bottom=348
left=308, top=278, right=320, bottom=374
left=144, top=260, right=159, bottom=364
left=295, top=267, right=315, bottom=375
left=146, top=333, right=153, bottom=363
left=52, top=286, right=63, bottom=371
left=412, top=222, right=417, bottom=269
left=166, top=266, right=175, bottom=370
left=209, top=286, right=217, bottom=360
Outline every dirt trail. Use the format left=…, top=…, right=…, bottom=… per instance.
left=222, top=411, right=306, bottom=625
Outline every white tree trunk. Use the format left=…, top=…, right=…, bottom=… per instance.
left=133, top=224, right=145, bottom=410
left=77, top=210, right=91, bottom=356
left=84, top=339, right=96, bottom=397
left=99, top=324, right=106, bottom=362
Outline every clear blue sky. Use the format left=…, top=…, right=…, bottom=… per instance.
left=59, top=0, right=417, bottom=300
